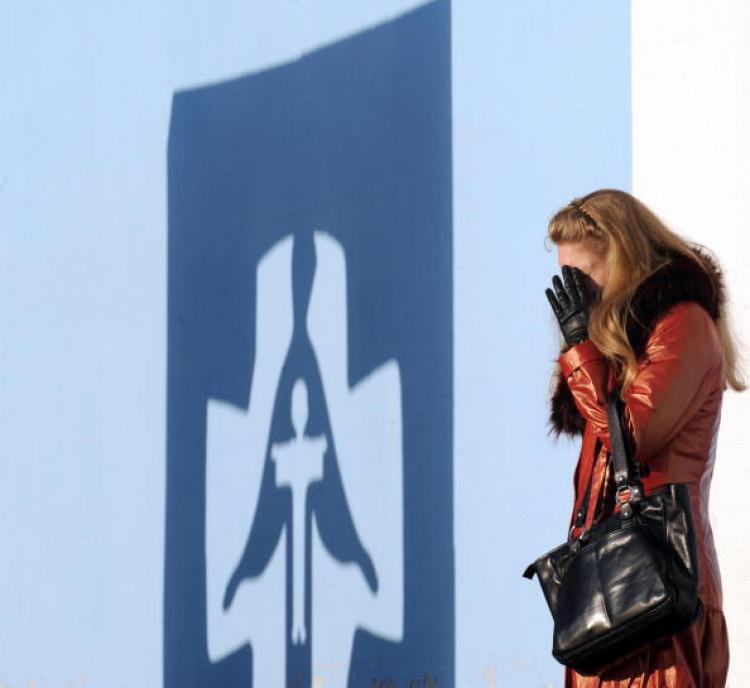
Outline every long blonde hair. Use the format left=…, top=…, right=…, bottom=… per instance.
left=546, top=189, right=747, bottom=393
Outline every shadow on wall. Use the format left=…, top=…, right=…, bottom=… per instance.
left=164, top=2, right=453, bottom=686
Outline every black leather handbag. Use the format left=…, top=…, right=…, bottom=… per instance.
left=523, top=389, right=703, bottom=675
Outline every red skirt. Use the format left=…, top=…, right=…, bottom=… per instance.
left=564, top=606, right=729, bottom=688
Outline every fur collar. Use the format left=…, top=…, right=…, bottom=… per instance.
left=548, top=245, right=725, bottom=438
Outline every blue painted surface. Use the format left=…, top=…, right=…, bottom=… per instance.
left=165, top=2, right=453, bottom=685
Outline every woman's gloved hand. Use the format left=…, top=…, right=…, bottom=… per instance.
left=545, top=265, right=592, bottom=347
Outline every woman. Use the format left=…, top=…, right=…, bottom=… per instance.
left=545, top=189, right=746, bottom=687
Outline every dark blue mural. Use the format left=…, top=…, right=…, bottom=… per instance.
left=165, top=2, right=452, bottom=686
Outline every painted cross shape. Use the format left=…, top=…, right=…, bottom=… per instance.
left=205, top=231, right=404, bottom=687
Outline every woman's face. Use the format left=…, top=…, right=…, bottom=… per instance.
left=556, top=241, right=608, bottom=296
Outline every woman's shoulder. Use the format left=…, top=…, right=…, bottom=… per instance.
left=646, top=301, right=722, bottom=366
left=653, top=300, right=716, bottom=332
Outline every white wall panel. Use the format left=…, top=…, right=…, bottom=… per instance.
left=632, top=2, right=750, bottom=685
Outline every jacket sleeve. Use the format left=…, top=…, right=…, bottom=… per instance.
left=558, top=301, right=721, bottom=462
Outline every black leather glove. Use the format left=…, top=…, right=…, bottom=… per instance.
left=545, top=265, right=592, bottom=347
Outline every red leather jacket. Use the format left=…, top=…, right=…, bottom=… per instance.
left=559, top=301, right=729, bottom=687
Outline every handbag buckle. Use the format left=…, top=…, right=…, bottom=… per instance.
left=617, top=482, right=644, bottom=519
left=616, top=482, right=643, bottom=504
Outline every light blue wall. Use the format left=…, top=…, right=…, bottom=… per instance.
left=452, top=3, right=630, bottom=685
left=0, top=2, right=629, bottom=686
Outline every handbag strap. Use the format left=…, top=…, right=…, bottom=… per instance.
left=573, top=391, right=643, bottom=541
left=570, top=437, right=601, bottom=538
left=605, top=390, right=643, bottom=484
left=605, top=389, right=643, bottom=511
left=605, top=389, right=630, bottom=488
